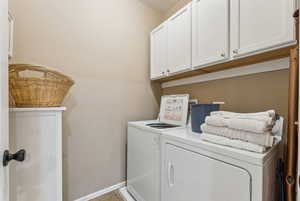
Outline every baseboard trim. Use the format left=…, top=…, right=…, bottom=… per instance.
left=118, top=187, right=135, bottom=201
left=74, top=181, right=126, bottom=201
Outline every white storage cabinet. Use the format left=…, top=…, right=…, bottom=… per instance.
left=230, top=0, right=295, bottom=58
left=192, top=0, right=230, bottom=68
left=167, top=3, right=192, bottom=75
left=150, top=0, right=296, bottom=79
left=151, top=3, right=192, bottom=80
left=9, top=108, right=64, bottom=201
left=151, top=23, right=168, bottom=79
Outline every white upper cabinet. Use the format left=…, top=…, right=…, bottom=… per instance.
left=231, top=0, right=296, bottom=58
left=151, top=23, right=168, bottom=80
left=192, top=0, right=229, bottom=68
left=167, top=3, right=192, bottom=75
left=150, top=0, right=296, bottom=79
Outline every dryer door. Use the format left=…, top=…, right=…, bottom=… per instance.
left=164, top=143, right=251, bottom=201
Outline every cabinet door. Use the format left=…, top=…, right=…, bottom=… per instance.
left=9, top=111, right=63, bottom=201
left=151, top=24, right=168, bottom=80
left=167, top=4, right=192, bottom=75
left=231, top=0, right=295, bottom=58
left=163, top=143, right=251, bottom=201
left=192, top=0, right=229, bottom=69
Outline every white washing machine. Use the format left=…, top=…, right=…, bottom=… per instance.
left=126, top=95, right=190, bottom=201
left=160, top=118, right=283, bottom=201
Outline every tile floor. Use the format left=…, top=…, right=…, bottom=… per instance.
left=89, top=191, right=123, bottom=201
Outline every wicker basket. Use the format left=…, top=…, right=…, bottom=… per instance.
left=9, top=64, right=74, bottom=107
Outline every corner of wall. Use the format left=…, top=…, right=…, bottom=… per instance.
left=164, top=0, right=192, bottom=20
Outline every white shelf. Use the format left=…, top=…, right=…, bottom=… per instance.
left=162, top=58, right=289, bottom=88
left=9, top=107, right=66, bottom=112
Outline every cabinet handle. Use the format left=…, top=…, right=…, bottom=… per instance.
left=3, top=149, right=26, bottom=167
left=161, top=72, right=165, bottom=75
left=167, top=69, right=170, bottom=73
left=233, top=49, right=238, bottom=54
left=221, top=53, right=226, bottom=57
left=168, top=162, right=175, bottom=187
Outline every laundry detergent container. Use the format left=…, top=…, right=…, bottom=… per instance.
left=191, top=104, right=220, bottom=133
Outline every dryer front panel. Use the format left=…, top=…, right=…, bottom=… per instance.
left=127, top=126, right=161, bottom=201
left=163, top=143, right=251, bottom=201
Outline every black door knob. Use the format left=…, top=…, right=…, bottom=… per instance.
left=3, top=149, right=26, bottom=167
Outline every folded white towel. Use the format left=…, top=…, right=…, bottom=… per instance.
left=205, top=116, right=228, bottom=127
left=211, top=110, right=275, bottom=119
left=201, top=133, right=267, bottom=153
left=206, top=110, right=276, bottom=133
left=201, top=124, right=275, bottom=147
left=232, top=115, right=275, bottom=124
left=205, top=116, right=273, bottom=133
left=227, top=118, right=274, bottom=134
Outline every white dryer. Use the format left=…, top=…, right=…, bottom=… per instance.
left=160, top=118, right=283, bottom=201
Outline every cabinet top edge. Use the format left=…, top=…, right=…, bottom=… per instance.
left=9, top=107, right=66, bottom=112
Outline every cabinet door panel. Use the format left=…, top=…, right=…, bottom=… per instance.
left=231, top=0, right=295, bottom=58
left=10, top=111, right=62, bottom=201
left=151, top=24, right=167, bottom=79
left=192, top=0, right=229, bottom=68
left=164, top=143, right=251, bottom=201
left=167, top=4, right=192, bottom=75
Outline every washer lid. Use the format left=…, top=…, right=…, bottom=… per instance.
left=159, top=94, right=189, bottom=126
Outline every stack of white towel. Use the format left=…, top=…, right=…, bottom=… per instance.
left=200, top=110, right=277, bottom=153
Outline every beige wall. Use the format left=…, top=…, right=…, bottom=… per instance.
left=164, top=0, right=191, bottom=19
left=8, top=0, right=162, bottom=200
left=163, top=70, right=289, bottom=120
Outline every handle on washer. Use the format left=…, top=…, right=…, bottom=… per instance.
left=168, top=162, right=175, bottom=187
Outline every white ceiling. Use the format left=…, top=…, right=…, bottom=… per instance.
left=140, top=0, right=181, bottom=12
